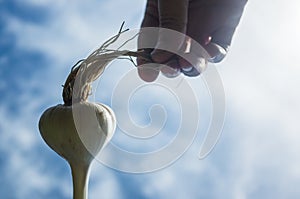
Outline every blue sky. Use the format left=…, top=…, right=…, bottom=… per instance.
left=1, top=0, right=300, bottom=198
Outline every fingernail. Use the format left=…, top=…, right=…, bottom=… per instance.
left=180, top=67, right=200, bottom=77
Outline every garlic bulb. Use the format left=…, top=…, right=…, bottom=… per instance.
left=39, top=102, right=115, bottom=199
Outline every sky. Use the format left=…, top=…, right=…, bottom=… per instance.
left=1, top=0, right=300, bottom=199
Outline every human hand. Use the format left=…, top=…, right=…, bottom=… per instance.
left=137, top=0, right=247, bottom=82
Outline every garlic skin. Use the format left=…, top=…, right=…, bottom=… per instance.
left=39, top=101, right=116, bottom=199
left=38, top=101, right=116, bottom=165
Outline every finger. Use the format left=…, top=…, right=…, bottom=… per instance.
left=186, top=0, right=247, bottom=53
left=205, top=42, right=227, bottom=63
left=137, top=63, right=160, bottom=82
left=181, top=66, right=200, bottom=77
left=161, top=66, right=181, bottom=78
left=177, top=43, right=208, bottom=77
left=153, top=0, right=189, bottom=57
left=151, top=49, right=176, bottom=65
left=178, top=38, right=206, bottom=69
left=141, top=0, right=159, bottom=28
left=151, top=35, right=192, bottom=68
left=209, top=3, right=247, bottom=50
left=137, top=49, right=159, bottom=82
left=160, top=58, right=181, bottom=78
left=151, top=49, right=182, bottom=78
left=157, top=0, right=189, bottom=33
left=175, top=36, right=206, bottom=77
left=137, top=0, right=159, bottom=67
left=179, top=56, right=207, bottom=77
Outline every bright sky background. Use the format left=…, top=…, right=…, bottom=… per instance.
left=1, top=0, right=300, bottom=199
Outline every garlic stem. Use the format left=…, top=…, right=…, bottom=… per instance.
left=70, top=162, right=91, bottom=199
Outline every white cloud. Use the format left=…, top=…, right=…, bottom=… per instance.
left=89, top=164, right=123, bottom=199
left=205, top=1, right=300, bottom=197
left=4, top=0, right=146, bottom=66
left=0, top=112, right=54, bottom=198
left=2, top=0, right=300, bottom=198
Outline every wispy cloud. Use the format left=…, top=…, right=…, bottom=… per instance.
left=1, top=0, right=300, bottom=198
left=3, top=0, right=145, bottom=66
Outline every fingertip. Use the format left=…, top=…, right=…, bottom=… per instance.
left=180, top=67, right=201, bottom=77
left=161, top=66, right=180, bottom=78
left=137, top=64, right=160, bottom=82
left=177, top=57, right=204, bottom=77
left=160, top=59, right=181, bottom=78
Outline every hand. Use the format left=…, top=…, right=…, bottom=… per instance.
left=137, top=0, right=247, bottom=82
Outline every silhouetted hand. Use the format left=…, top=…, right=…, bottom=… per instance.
left=137, top=0, right=247, bottom=82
